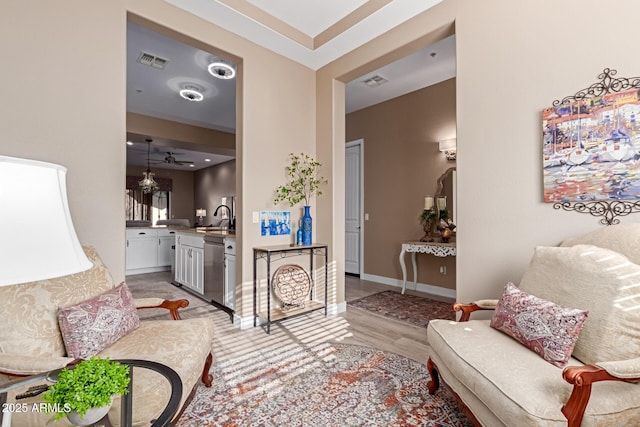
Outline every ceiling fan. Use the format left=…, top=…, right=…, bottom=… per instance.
left=161, top=152, right=194, bottom=166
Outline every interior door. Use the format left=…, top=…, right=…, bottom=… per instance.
left=345, top=141, right=362, bottom=275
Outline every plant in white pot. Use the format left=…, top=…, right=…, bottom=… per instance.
left=274, top=152, right=327, bottom=245
left=43, top=357, right=130, bottom=426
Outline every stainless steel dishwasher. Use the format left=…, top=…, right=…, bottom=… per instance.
left=203, top=235, right=224, bottom=306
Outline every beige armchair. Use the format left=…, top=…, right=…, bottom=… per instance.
left=426, top=224, right=640, bottom=426
left=0, top=246, right=214, bottom=426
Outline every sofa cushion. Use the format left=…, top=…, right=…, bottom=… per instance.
left=0, top=246, right=114, bottom=358
left=58, top=282, right=140, bottom=359
left=427, top=319, right=640, bottom=427
left=519, top=244, right=640, bottom=365
left=490, top=282, right=588, bottom=367
left=561, top=223, right=640, bottom=265
left=97, top=317, right=215, bottom=426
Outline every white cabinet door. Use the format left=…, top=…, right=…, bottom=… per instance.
left=190, top=247, right=204, bottom=294
left=158, top=236, right=174, bottom=267
left=224, top=253, right=236, bottom=310
left=126, top=237, right=157, bottom=270
left=176, top=245, right=190, bottom=286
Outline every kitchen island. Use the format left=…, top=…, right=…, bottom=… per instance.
left=173, top=229, right=236, bottom=320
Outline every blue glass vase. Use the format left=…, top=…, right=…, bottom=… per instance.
left=301, top=205, right=312, bottom=245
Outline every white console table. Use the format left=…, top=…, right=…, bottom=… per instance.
left=399, top=241, right=456, bottom=294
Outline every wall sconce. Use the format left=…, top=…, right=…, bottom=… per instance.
left=439, top=138, right=457, bottom=161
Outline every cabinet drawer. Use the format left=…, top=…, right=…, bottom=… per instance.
left=126, top=228, right=158, bottom=239
left=224, top=238, right=236, bottom=255
left=157, top=228, right=177, bottom=237
left=176, top=233, right=204, bottom=248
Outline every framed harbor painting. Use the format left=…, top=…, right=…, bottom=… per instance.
left=543, top=86, right=640, bottom=202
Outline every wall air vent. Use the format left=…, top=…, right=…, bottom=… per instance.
left=136, top=52, right=169, bottom=70
left=362, top=74, right=388, bottom=88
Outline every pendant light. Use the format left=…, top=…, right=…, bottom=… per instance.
left=139, top=139, right=159, bottom=194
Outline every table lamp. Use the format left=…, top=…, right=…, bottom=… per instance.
left=196, top=209, right=206, bottom=225
left=0, top=156, right=92, bottom=286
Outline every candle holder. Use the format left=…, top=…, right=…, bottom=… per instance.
left=421, top=194, right=455, bottom=242
left=420, top=208, right=437, bottom=242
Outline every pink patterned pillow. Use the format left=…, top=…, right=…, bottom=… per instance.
left=58, top=282, right=140, bottom=359
left=490, top=282, right=588, bottom=368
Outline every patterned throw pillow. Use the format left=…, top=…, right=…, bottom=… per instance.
left=490, top=282, right=588, bottom=368
left=58, top=282, right=140, bottom=359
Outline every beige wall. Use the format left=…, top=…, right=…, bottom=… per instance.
left=126, top=165, right=195, bottom=222
left=194, top=160, right=236, bottom=225
left=127, top=113, right=235, bottom=155
left=6, top=0, right=640, bottom=321
left=346, top=79, right=456, bottom=291
left=318, top=0, right=640, bottom=307
left=1, top=0, right=316, bottom=318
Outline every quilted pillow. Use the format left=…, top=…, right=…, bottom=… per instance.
left=490, top=282, right=588, bottom=368
left=58, top=282, right=140, bottom=359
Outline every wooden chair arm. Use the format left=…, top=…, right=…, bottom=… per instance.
left=562, top=365, right=640, bottom=427
left=136, top=299, right=189, bottom=320
left=452, top=303, right=494, bottom=322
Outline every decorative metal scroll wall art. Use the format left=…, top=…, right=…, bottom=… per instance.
left=542, top=68, right=640, bottom=225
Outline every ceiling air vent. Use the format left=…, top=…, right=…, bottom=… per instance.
left=136, top=52, right=169, bottom=70
left=362, top=74, right=388, bottom=88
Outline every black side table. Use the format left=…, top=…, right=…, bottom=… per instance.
left=0, top=359, right=182, bottom=427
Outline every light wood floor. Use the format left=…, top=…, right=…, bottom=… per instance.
left=127, top=272, right=454, bottom=364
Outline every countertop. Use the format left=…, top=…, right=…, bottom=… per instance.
left=172, top=227, right=236, bottom=238
left=126, top=226, right=235, bottom=238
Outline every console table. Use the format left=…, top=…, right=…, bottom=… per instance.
left=253, top=243, right=329, bottom=334
left=399, top=241, right=456, bottom=294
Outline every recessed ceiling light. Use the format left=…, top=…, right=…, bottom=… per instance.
left=179, top=87, right=204, bottom=102
left=126, top=141, right=134, bottom=146
left=208, top=62, right=236, bottom=80
left=204, top=158, right=211, bottom=162
left=189, top=164, right=195, bottom=168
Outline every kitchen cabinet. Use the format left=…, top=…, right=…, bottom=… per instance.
left=175, top=232, right=204, bottom=295
left=125, top=228, right=175, bottom=275
left=224, top=237, right=236, bottom=310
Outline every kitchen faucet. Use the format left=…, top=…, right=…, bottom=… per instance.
left=214, top=204, right=235, bottom=230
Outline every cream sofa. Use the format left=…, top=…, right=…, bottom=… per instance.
left=427, top=224, right=640, bottom=426
left=0, top=246, right=215, bottom=426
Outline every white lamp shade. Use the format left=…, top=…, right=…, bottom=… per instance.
left=0, top=156, right=92, bottom=286
left=439, top=138, right=456, bottom=152
left=196, top=209, right=207, bottom=217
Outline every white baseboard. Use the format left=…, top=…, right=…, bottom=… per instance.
left=236, top=314, right=255, bottom=330
left=360, top=273, right=456, bottom=300
left=327, top=301, right=346, bottom=315
left=126, top=266, right=171, bottom=276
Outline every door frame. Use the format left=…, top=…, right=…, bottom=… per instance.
left=346, top=139, right=365, bottom=276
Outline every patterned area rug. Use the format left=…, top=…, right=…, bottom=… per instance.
left=348, top=291, right=455, bottom=328
left=177, top=342, right=471, bottom=427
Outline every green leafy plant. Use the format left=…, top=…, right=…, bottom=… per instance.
left=274, top=152, right=327, bottom=207
left=43, top=357, right=130, bottom=421
left=420, top=209, right=449, bottom=225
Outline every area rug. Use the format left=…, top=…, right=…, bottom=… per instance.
left=348, top=291, right=455, bottom=328
left=176, top=342, right=471, bottom=427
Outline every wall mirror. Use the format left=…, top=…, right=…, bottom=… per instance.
left=435, top=167, right=457, bottom=228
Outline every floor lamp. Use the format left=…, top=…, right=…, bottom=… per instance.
left=0, top=155, right=91, bottom=426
